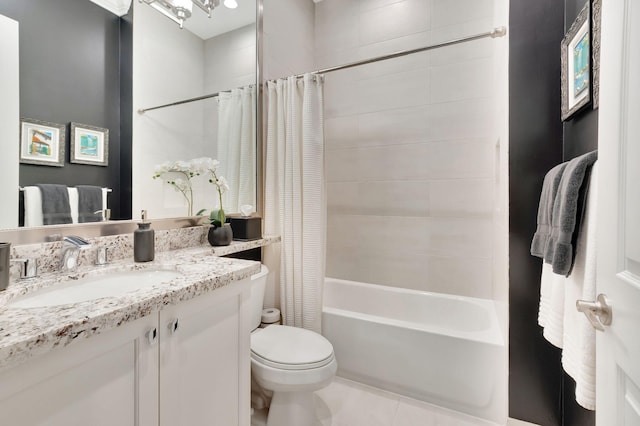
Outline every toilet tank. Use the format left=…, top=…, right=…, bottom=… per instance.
left=250, top=265, right=269, bottom=330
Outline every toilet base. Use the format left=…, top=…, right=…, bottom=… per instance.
left=266, top=390, right=318, bottom=426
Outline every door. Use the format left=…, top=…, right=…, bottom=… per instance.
left=596, top=0, right=640, bottom=424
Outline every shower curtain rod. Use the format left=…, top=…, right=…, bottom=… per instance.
left=288, top=26, right=507, bottom=79
left=138, top=26, right=506, bottom=114
left=137, top=84, right=256, bottom=114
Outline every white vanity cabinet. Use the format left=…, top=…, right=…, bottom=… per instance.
left=0, top=312, right=160, bottom=426
left=159, top=280, right=251, bottom=426
left=0, top=278, right=251, bottom=426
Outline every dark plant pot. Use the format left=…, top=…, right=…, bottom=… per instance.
left=208, top=223, right=233, bottom=246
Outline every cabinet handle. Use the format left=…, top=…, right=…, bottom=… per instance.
left=168, top=318, right=179, bottom=335
left=146, top=327, right=158, bottom=345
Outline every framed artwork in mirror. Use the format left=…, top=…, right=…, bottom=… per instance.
left=561, top=2, right=592, bottom=121
left=70, top=122, right=109, bottom=166
left=19, top=118, right=66, bottom=167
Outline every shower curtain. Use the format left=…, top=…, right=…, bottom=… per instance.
left=264, top=74, right=325, bottom=333
left=217, top=85, right=257, bottom=213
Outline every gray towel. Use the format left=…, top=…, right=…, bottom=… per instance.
left=544, top=150, right=598, bottom=275
left=76, top=185, right=103, bottom=223
left=531, top=162, right=568, bottom=258
left=36, top=184, right=72, bottom=225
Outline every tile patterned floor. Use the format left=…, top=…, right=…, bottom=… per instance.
left=253, top=377, right=540, bottom=426
left=313, top=377, right=501, bottom=426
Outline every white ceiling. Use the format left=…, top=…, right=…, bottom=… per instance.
left=183, top=0, right=256, bottom=40
left=90, top=0, right=255, bottom=40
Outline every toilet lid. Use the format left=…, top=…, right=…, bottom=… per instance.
left=251, top=325, right=334, bottom=370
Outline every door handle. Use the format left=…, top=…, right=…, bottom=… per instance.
left=576, top=293, right=612, bottom=331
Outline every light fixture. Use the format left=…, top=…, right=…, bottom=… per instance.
left=140, top=0, right=222, bottom=28
left=223, top=0, right=238, bottom=9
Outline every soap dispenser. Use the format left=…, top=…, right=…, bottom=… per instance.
left=134, top=210, right=155, bottom=262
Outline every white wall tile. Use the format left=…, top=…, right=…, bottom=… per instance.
left=317, top=0, right=507, bottom=306
left=426, top=99, right=495, bottom=140
left=325, top=115, right=360, bottom=149
left=325, top=148, right=361, bottom=182
left=429, top=178, right=494, bottom=217
left=429, top=35, right=493, bottom=67
left=426, top=256, right=493, bottom=298
left=426, top=139, right=495, bottom=179
left=359, top=0, right=429, bottom=46
left=424, top=217, right=493, bottom=258
left=324, top=69, right=360, bottom=118
left=327, top=182, right=360, bottom=214
left=357, top=68, right=429, bottom=114
left=431, top=0, right=494, bottom=30
left=357, top=181, right=430, bottom=217
left=353, top=250, right=430, bottom=292
left=430, top=58, right=494, bottom=103
left=359, top=0, right=408, bottom=12
left=356, top=47, right=429, bottom=80
left=315, top=0, right=360, bottom=59
left=357, top=106, right=430, bottom=146
left=328, top=181, right=430, bottom=217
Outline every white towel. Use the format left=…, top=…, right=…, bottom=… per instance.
left=537, top=163, right=597, bottom=410
left=23, top=186, right=43, bottom=227
left=102, top=188, right=109, bottom=219
left=68, top=188, right=79, bottom=224
left=562, top=163, right=597, bottom=410
left=539, top=262, right=566, bottom=348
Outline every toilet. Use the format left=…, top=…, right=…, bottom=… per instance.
left=249, top=265, right=337, bottom=426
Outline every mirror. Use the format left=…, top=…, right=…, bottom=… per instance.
left=133, top=0, right=257, bottom=220
left=0, top=0, right=257, bottom=231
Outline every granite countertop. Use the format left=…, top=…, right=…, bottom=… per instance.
left=0, top=246, right=263, bottom=372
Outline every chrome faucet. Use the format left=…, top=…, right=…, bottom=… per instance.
left=60, top=236, right=92, bottom=272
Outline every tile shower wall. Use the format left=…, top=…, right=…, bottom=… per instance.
left=319, top=0, right=506, bottom=299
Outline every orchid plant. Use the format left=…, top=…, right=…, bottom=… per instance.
left=152, top=160, right=198, bottom=216
left=152, top=157, right=226, bottom=219
left=197, top=159, right=230, bottom=227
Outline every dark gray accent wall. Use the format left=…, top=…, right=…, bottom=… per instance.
left=120, top=10, right=134, bottom=221
left=510, top=0, right=597, bottom=425
left=0, top=0, right=132, bottom=222
left=509, top=0, right=564, bottom=423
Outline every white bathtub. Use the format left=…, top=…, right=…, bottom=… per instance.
left=322, top=278, right=506, bottom=423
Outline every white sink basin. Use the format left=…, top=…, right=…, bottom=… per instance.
left=7, top=269, right=184, bottom=308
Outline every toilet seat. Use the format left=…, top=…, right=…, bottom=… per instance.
left=251, top=325, right=335, bottom=370
left=251, top=351, right=334, bottom=370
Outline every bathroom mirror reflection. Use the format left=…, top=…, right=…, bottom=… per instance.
left=0, top=0, right=257, bottom=230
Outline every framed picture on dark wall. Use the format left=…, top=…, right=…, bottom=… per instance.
left=591, top=0, right=602, bottom=109
left=70, top=122, right=109, bottom=167
left=561, top=1, right=592, bottom=121
left=19, top=118, right=66, bottom=167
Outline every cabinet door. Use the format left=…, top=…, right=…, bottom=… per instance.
left=159, top=279, right=251, bottom=426
left=0, top=312, right=160, bottom=426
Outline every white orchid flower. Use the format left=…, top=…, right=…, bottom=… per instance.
left=216, top=176, right=230, bottom=194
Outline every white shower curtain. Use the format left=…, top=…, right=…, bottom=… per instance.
left=264, top=74, right=326, bottom=333
left=217, top=85, right=257, bottom=213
